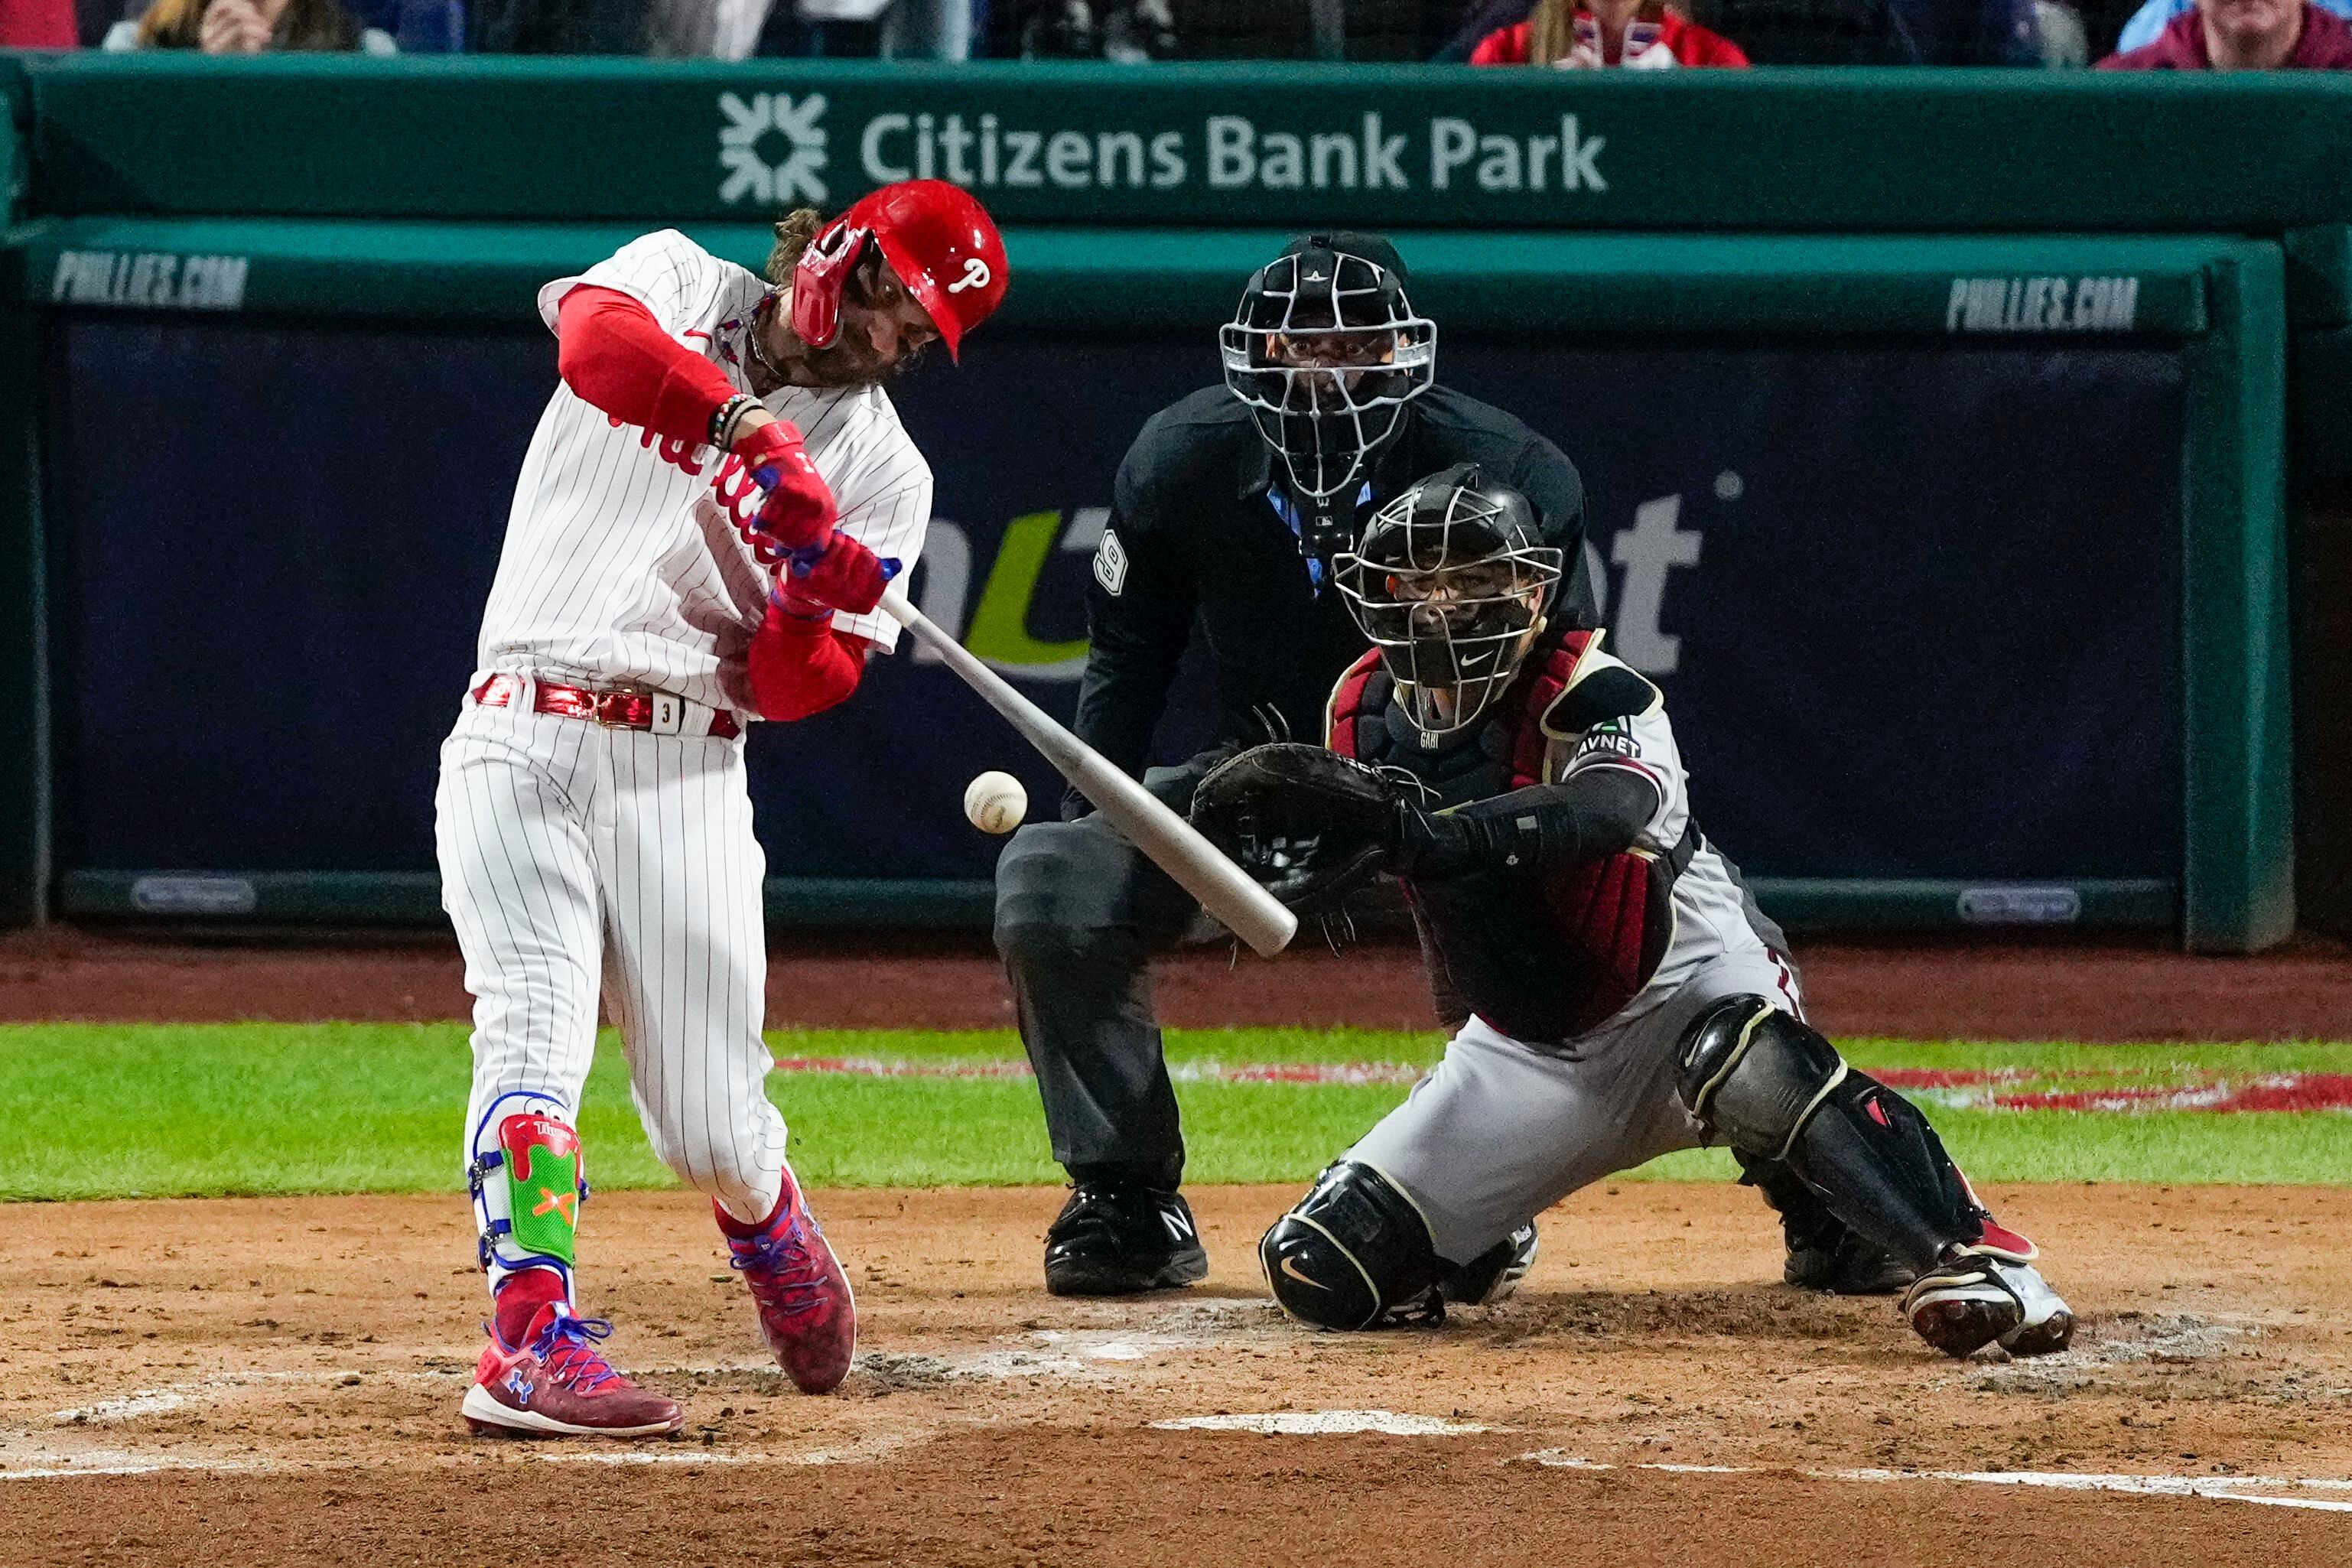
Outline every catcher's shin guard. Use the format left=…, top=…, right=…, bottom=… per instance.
left=1734, top=1150, right=1917, bottom=1295
left=1260, top=1161, right=1446, bottom=1330
left=1677, top=999, right=1982, bottom=1277
left=469, top=1092, right=590, bottom=1293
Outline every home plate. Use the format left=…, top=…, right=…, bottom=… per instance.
left=1153, top=1410, right=1495, bottom=1436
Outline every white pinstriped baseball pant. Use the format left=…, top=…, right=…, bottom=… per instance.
left=434, top=683, right=787, bottom=1272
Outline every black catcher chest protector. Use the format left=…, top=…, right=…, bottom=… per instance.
left=1327, top=631, right=1696, bottom=1044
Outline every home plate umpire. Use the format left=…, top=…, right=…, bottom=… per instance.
left=989, top=231, right=1596, bottom=1296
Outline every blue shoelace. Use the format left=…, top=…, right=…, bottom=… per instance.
left=727, top=1215, right=828, bottom=1318
left=527, top=1312, right=621, bottom=1393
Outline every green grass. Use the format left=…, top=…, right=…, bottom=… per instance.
left=0, top=1024, right=2346, bottom=1201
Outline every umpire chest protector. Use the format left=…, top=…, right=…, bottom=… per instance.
left=1327, top=631, right=1696, bottom=1045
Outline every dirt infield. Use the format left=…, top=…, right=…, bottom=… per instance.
left=3, top=926, right=2350, bottom=1039
left=4, top=1183, right=2349, bottom=1566
left=4, top=931, right=2347, bottom=1561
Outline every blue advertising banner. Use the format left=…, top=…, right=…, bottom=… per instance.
left=50, top=317, right=2181, bottom=893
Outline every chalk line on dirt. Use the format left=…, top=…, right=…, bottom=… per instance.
left=1154, top=1411, right=1498, bottom=1436
left=47, top=1367, right=454, bottom=1425
left=1514, top=1450, right=2352, bottom=1514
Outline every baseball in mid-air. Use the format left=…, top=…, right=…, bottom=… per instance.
left=963, top=771, right=1028, bottom=834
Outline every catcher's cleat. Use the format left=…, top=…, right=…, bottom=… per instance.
left=1442, top=1222, right=1539, bottom=1308
left=462, top=1304, right=683, bottom=1439
left=1904, top=1228, right=2074, bottom=1359
left=1043, top=1182, right=1209, bottom=1297
left=721, top=1170, right=857, bottom=1395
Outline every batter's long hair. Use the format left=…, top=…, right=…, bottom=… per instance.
left=763, top=208, right=825, bottom=286
left=134, top=0, right=361, bottom=50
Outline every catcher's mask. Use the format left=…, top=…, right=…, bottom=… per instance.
left=1335, top=464, right=1562, bottom=737
left=1220, top=233, right=1435, bottom=562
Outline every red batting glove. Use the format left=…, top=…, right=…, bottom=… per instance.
left=773, top=534, right=899, bottom=620
left=736, top=419, right=838, bottom=555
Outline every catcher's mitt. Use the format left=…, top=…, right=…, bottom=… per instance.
left=1189, top=743, right=1399, bottom=911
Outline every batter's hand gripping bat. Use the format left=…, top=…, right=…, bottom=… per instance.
left=877, top=586, right=1297, bottom=958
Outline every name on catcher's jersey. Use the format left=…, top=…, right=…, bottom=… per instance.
left=473, top=229, right=933, bottom=716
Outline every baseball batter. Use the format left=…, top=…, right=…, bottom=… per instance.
left=435, top=180, right=1007, bottom=1438
left=1192, top=465, right=2075, bottom=1359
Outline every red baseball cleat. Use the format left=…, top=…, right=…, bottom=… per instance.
left=461, top=1303, right=683, bottom=1438
left=720, top=1169, right=857, bottom=1394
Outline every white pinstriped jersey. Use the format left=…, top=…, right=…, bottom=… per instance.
left=474, top=229, right=933, bottom=716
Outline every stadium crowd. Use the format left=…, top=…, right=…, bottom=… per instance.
left=0, top=0, right=2339, bottom=102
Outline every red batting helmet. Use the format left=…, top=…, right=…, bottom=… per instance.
left=789, top=179, right=1008, bottom=363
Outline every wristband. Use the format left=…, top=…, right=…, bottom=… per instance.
left=711, top=393, right=763, bottom=450
left=769, top=580, right=834, bottom=622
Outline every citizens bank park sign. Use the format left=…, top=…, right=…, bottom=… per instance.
left=714, top=91, right=1610, bottom=213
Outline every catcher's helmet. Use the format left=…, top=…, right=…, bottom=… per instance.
left=1220, top=233, right=1435, bottom=561
left=1335, top=464, right=1563, bottom=737
left=791, top=179, right=1008, bottom=363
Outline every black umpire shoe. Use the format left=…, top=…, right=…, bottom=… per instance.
left=1043, top=1182, right=1209, bottom=1296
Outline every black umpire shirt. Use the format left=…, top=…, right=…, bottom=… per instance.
left=1068, top=384, right=1592, bottom=815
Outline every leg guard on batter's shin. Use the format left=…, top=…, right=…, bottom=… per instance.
left=1677, top=997, right=1981, bottom=1276
left=469, top=1091, right=589, bottom=1293
left=1260, top=1161, right=1446, bottom=1330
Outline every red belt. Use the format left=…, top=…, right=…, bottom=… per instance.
left=470, top=674, right=741, bottom=740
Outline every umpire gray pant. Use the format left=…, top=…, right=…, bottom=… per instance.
left=993, top=764, right=1218, bottom=1189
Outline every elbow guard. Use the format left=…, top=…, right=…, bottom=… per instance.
left=748, top=613, right=865, bottom=722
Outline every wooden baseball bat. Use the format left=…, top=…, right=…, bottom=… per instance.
left=877, top=586, right=1297, bottom=958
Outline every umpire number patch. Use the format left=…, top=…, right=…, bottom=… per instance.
left=1093, top=528, right=1129, bottom=596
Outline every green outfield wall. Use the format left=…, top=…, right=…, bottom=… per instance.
left=19, top=57, right=2352, bottom=236
left=0, top=57, right=2324, bottom=951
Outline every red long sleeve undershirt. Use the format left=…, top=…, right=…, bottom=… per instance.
left=555, top=285, right=741, bottom=446
left=558, top=285, right=870, bottom=722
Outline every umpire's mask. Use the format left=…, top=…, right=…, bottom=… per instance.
left=1221, top=233, right=1436, bottom=564
left=1335, top=465, right=1563, bottom=737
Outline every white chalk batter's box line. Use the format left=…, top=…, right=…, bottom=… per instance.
left=1514, top=1449, right=2352, bottom=1514
left=13, top=1425, right=2352, bottom=1516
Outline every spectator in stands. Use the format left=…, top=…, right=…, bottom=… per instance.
left=1442, top=0, right=2041, bottom=62
left=1017, top=0, right=1176, bottom=58
left=1468, top=0, right=1750, bottom=61
left=650, top=0, right=977, bottom=57
left=2103, top=0, right=2352, bottom=58
left=1, top=0, right=76, bottom=46
left=109, top=0, right=394, bottom=49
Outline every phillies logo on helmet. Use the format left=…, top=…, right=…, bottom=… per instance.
left=790, top=179, right=1009, bottom=363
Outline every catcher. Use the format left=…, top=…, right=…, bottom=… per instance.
left=1190, top=464, right=2075, bottom=1358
